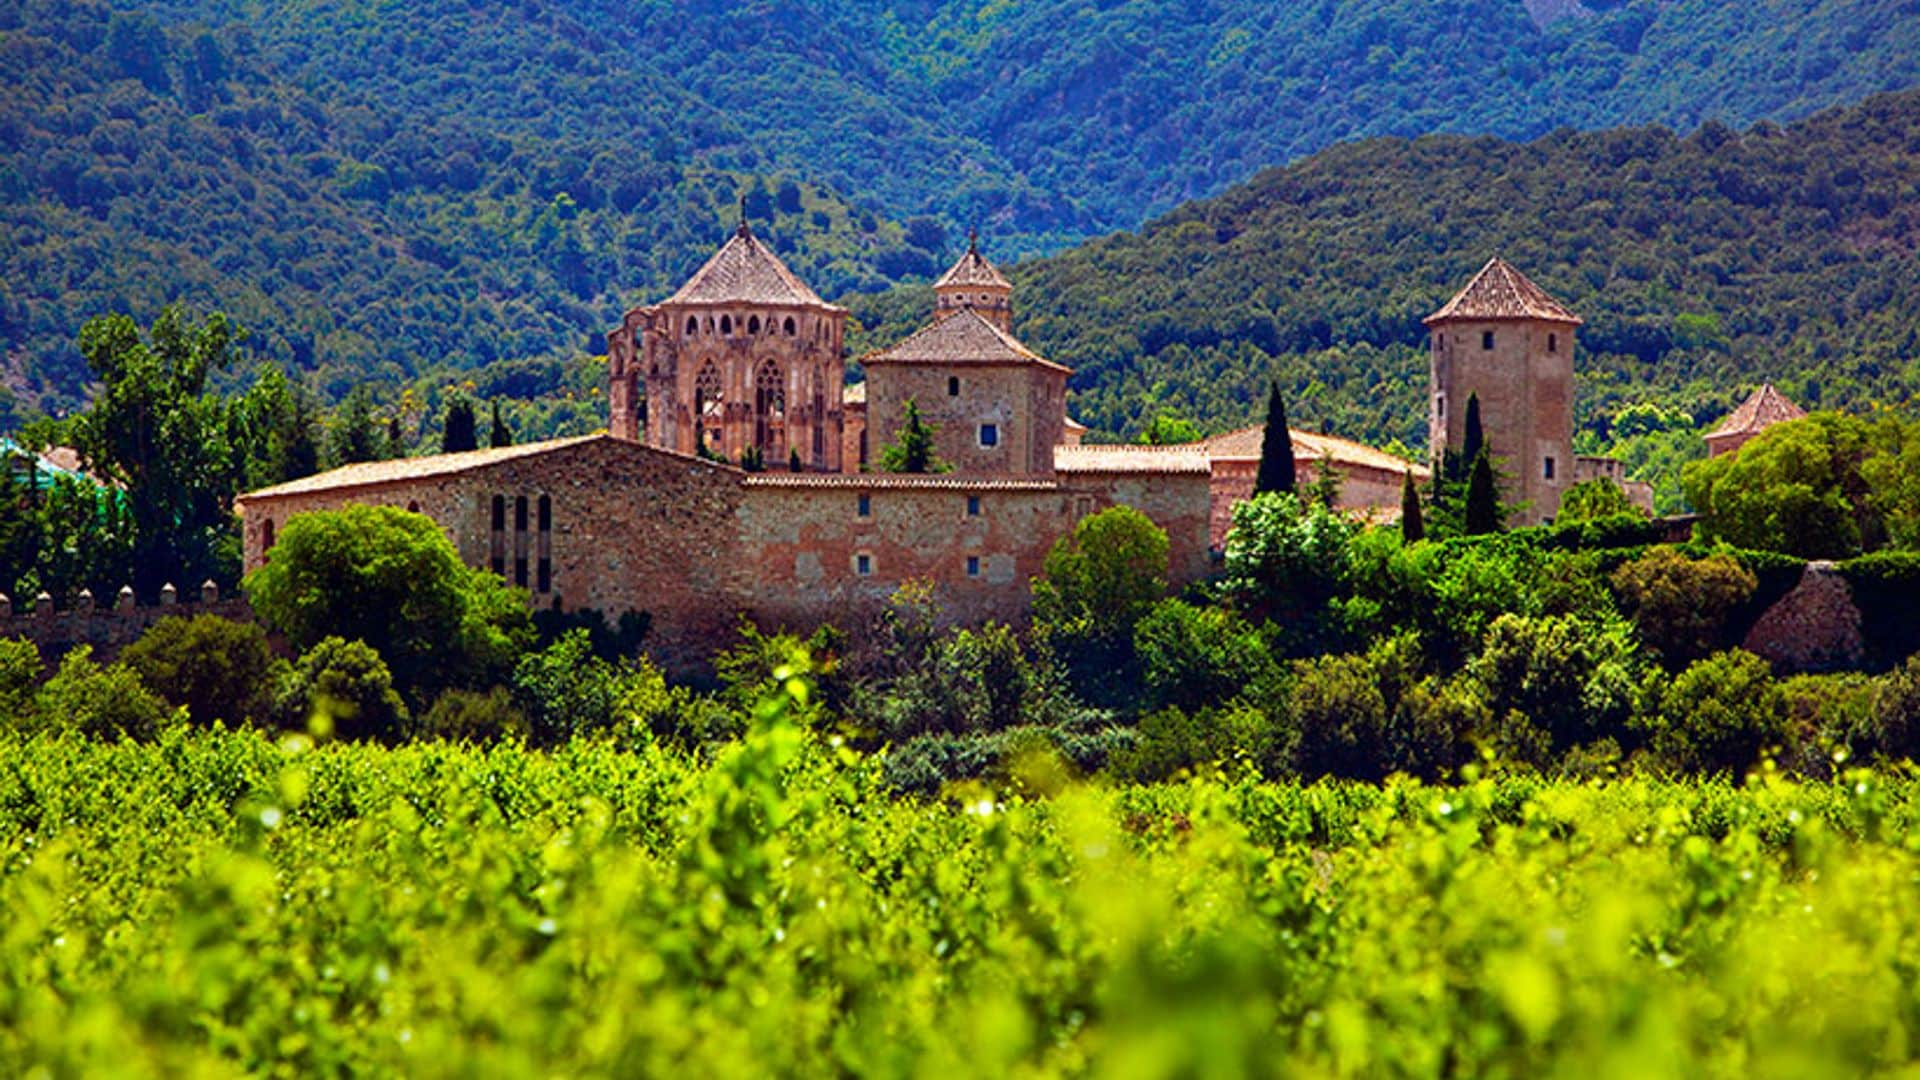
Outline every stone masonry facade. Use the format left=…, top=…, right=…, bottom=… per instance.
left=236, top=240, right=1637, bottom=667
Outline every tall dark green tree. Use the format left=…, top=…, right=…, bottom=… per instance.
left=71, top=307, right=240, bottom=596
left=1464, top=451, right=1501, bottom=535
left=1458, top=393, right=1485, bottom=482
left=1400, top=470, right=1425, bottom=542
left=442, top=397, right=478, bottom=453
left=879, top=399, right=944, bottom=474
left=236, top=366, right=320, bottom=489
left=489, top=400, right=513, bottom=448
left=326, top=386, right=382, bottom=467
left=1255, top=383, right=1296, bottom=495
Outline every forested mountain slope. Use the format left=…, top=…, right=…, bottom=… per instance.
left=5, top=0, right=1919, bottom=414
left=846, top=90, right=1920, bottom=467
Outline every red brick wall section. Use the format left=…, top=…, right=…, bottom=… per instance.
left=2, top=596, right=257, bottom=663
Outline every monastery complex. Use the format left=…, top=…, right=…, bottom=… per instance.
left=237, top=229, right=1668, bottom=665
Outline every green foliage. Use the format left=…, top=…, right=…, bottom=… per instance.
left=1464, top=451, right=1503, bottom=536
left=416, top=686, right=529, bottom=744
left=0, top=638, right=43, bottom=721
left=1860, top=655, right=1920, bottom=762
left=241, top=505, right=533, bottom=698
left=1132, top=599, right=1281, bottom=714
left=1684, top=411, right=1920, bottom=558
left=1137, top=409, right=1202, bottom=445
left=1255, top=383, right=1295, bottom=494
left=120, top=614, right=275, bottom=727
left=876, top=398, right=946, bottom=474
left=1031, top=507, right=1169, bottom=706
left=1610, top=547, right=1758, bottom=666
left=1399, top=470, right=1424, bottom=542
left=1110, top=704, right=1278, bottom=783
left=1465, top=612, right=1644, bottom=764
left=28, top=645, right=173, bottom=741
left=1221, top=491, right=1356, bottom=650
left=442, top=396, right=479, bottom=453
left=1836, top=551, right=1920, bottom=667
left=1640, top=649, right=1786, bottom=775
left=1557, top=478, right=1639, bottom=523
left=323, top=385, right=382, bottom=467
left=511, top=629, right=664, bottom=746
left=276, top=636, right=408, bottom=742
left=488, top=398, right=513, bottom=448
left=1287, top=635, right=1464, bottom=782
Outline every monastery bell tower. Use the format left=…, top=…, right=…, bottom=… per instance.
left=933, top=230, right=1013, bottom=332
left=1424, top=257, right=1581, bottom=524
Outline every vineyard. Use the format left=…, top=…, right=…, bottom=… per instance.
left=3, top=670, right=1919, bottom=1077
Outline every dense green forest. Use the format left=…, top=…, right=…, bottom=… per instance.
left=849, top=89, right=1920, bottom=507
left=5, top=0, right=1919, bottom=416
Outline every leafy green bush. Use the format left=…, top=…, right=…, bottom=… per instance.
left=1032, top=506, right=1169, bottom=706
left=29, top=645, right=173, bottom=740
left=1132, top=599, right=1280, bottom=713
left=0, top=637, right=40, bottom=723
left=511, top=629, right=667, bottom=746
left=121, top=614, right=275, bottom=726
left=1836, top=551, right=1920, bottom=668
left=1109, top=704, right=1278, bottom=783
left=416, top=687, right=530, bottom=744
left=1288, top=636, right=1465, bottom=781
left=1466, top=612, right=1644, bottom=762
left=1610, top=546, right=1757, bottom=666
left=276, top=637, right=409, bottom=742
left=1220, top=491, right=1356, bottom=653
left=1639, top=649, right=1787, bottom=775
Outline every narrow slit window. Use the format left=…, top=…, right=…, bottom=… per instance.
left=966, top=555, right=981, bottom=578
left=1544, top=456, right=1556, bottom=480
left=536, top=495, right=552, bottom=594
left=967, top=496, right=981, bottom=517
left=948, top=376, right=960, bottom=396
left=513, top=496, right=529, bottom=588
left=855, top=553, right=872, bottom=576
left=490, top=495, right=506, bottom=576
left=857, top=493, right=871, bottom=518
left=1482, top=330, right=1495, bottom=350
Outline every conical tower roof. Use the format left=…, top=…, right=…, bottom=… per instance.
left=935, top=230, right=1011, bottom=291
left=660, top=221, right=839, bottom=309
left=1424, top=257, right=1581, bottom=325
left=1706, top=384, right=1806, bottom=440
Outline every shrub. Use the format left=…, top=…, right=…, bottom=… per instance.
left=1288, top=636, right=1464, bottom=781
left=1220, top=491, right=1355, bottom=653
left=1556, top=480, right=1641, bottom=523
left=1836, top=551, right=1920, bottom=667
left=1610, top=547, right=1757, bottom=666
left=1860, top=655, right=1920, bottom=762
left=242, top=505, right=533, bottom=698
left=1466, top=612, right=1644, bottom=756
left=0, top=637, right=41, bottom=722
left=277, top=637, right=409, bottom=742
left=417, top=687, right=530, bottom=744
left=1032, top=506, right=1169, bottom=704
left=1110, top=704, right=1280, bottom=783
left=121, top=614, right=274, bottom=726
left=1639, top=649, right=1786, bottom=775
left=1132, top=599, right=1280, bottom=713
left=512, top=629, right=668, bottom=745
left=31, top=646, right=172, bottom=740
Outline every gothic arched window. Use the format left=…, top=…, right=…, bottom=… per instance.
left=720, top=314, right=733, bottom=336
left=686, top=316, right=698, bottom=336
left=754, top=362, right=786, bottom=457
left=695, top=361, right=724, bottom=452
left=748, top=315, right=761, bottom=335
left=784, top=317, right=796, bottom=336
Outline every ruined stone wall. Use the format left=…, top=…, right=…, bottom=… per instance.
left=0, top=587, right=254, bottom=662
left=1430, top=319, right=1575, bottom=524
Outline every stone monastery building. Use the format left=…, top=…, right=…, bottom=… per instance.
left=237, top=232, right=1623, bottom=664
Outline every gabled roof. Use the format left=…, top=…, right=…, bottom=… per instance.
left=1424, top=257, right=1581, bottom=325
left=660, top=223, right=838, bottom=309
left=935, top=233, right=1011, bottom=290
left=1202, top=426, right=1431, bottom=478
left=236, top=435, right=703, bottom=503
left=1706, top=384, right=1806, bottom=440
left=862, top=308, right=1070, bottom=373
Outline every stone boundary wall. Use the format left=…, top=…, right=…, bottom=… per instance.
left=0, top=582, right=254, bottom=660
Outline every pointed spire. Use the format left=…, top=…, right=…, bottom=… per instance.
left=967, top=226, right=979, bottom=255
left=736, top=195, right=751, bottom=237
left=1425, top=257, right=1581, bottom=325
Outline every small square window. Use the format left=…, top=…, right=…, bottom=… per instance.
left=966, top=495, right=981, bottom=517
left=948, top=376, right=960, bottom=396
left=857, top=493, right=871, bottom=518
left=855, top=553, right=872, bottom=576
left=966, top=556, right=981, bottom=577
left=979, top=423, right=999, bottom=448
left=1544, top=456, right=1556, bottom=480
left=1482, top=330, right=1495, bottom=350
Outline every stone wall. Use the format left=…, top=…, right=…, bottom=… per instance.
left=1205, top=460, right=1408, bottom=551
left=0, top=583, right=254, bottom=662
left=866, top=363, right=1066, bottom=476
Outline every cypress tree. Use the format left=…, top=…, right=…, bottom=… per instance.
left=488, top=400, right=512, bottom=447
left=1400, top=470, right=1425, bottom=542
left=442, top=397, right=477, bottom=453
left=789, top=447, right=802, bottom=472
left=384, top=414, right=405, bottom=460
left=879, top=398, right=943, bottom=474
left=1460, top=392, right=1485, bottom=480
left=1254, top=382, right=1296, bottom=494
left=1464, top=450, right=1500, bottom=535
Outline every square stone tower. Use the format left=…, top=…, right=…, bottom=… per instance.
left=1424, top=258, right=1581, bottom=524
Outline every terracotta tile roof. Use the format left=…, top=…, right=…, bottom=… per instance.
left=1706, top=384, right=1807, bottom=440
left=743, top=472, right=1057, bottom=491
left=935, top=235, right=1011, bottom=290
left=1052, top=444, right=1212, bottom=474
left=1424, top=257, right=1582, bottom=325
left=1202, top=426, right=1430, bottom=478
left=236, top=434, right=632, bottom=502
left=863, top=309, right=1070, bottom=373
left=660, top=223, right=839, bottom=309
left=842, top=381, right=867, bottom=406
